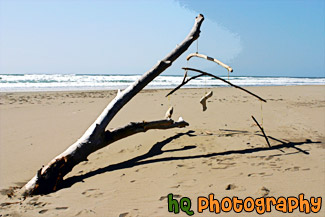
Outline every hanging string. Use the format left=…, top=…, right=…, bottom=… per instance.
left=186, top=59, right=189, bottom=79
left=204, top=74, right=207, bottom=94
left=260, top=100, right=264, bottom=128
left=195, top=38, right=206, bottom=93
left=168, top=95, right=171, bottom=107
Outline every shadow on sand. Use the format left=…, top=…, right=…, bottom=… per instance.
left=58, top=129, right=320, bottom=191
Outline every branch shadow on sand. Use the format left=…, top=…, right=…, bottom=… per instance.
left=58, top=129, right=320, bottom=192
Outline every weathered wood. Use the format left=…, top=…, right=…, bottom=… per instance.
left=165, top=106, right=174, bottom=119
left=200, top=91, right=213, bottom=111
left=251, top=115, right=271, bottom=148
left=21, top=14, right=204, bottom=196
left=183, top=67, right=267, bottom=103
left=106, top=119, right=189, bottom=144
left=94, top=14, right=204, bottom=134
left=186, top=53, right=233, bottom=72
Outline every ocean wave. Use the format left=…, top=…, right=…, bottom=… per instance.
left=0, top=74, right=324, bottom=92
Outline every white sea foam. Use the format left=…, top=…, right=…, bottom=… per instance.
left=0, top=74, right=324, bottom=92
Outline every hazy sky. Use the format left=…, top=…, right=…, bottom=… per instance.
left=0, top=0, right=324, bottom=77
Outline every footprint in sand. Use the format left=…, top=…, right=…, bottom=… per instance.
left=247, top=172, right=273, bottom=177
left=82, top=189, right=103, bottom=198
left=39, top=209, right=48, bottom=214
left=212, top=166, right=228, bottom=169
left=75, top=209, right=96, bottom=216
left=81, top=188, right=99, bottom=194
left=26, top=197, right=47, bottom=207
left=248, top=172, right=264, bottom=177
left=202, top=160, right=208, bottom=164
left=225, top=184, right=236, bottom=190
left=269, top=162, right=277, bottom=166
left=55, top=207, right=68, bottom=210
left=219, top=162, right=236, bottom=166
left=284, top=166, right=300, bottom=172
left=258, top=187, right=270, bottom=197
left=159, top=194, right=181, bottom=201
left=265, top=156, right=274, bottom=161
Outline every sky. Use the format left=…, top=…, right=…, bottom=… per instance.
left=0, top=0, right=324, bottom=77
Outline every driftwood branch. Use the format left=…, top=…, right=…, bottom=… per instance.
left=182, top=67, right=267, bottom=102
left=21, top=14, right=204, bottom=196
left=165, top=106, right=174, bottom=119
left=106, top=119, right=189, bottom=144
left=93, top=15, right=204, bottom=134
left=186, top=53, right=233, bottom=72
left=200, top=91, right=213, bottom=111
left=251, top=115, right=271, bottom=148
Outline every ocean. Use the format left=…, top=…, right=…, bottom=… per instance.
left=0, top=74, right=324, bottom=92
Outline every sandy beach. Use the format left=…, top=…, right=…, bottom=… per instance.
left=0, top=85, right=324, bottom=216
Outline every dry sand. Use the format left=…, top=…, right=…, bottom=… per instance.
left=0, top=85, right=324, bottom=216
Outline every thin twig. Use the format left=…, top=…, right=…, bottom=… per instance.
left=166, top=73, right=205, bottom=97
left=251, top=115, right=271, bottom=148
left=183, top=67, right=267, bottom=102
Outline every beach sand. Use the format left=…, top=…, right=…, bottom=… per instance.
left=0, top=85, right=324, bottom=216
